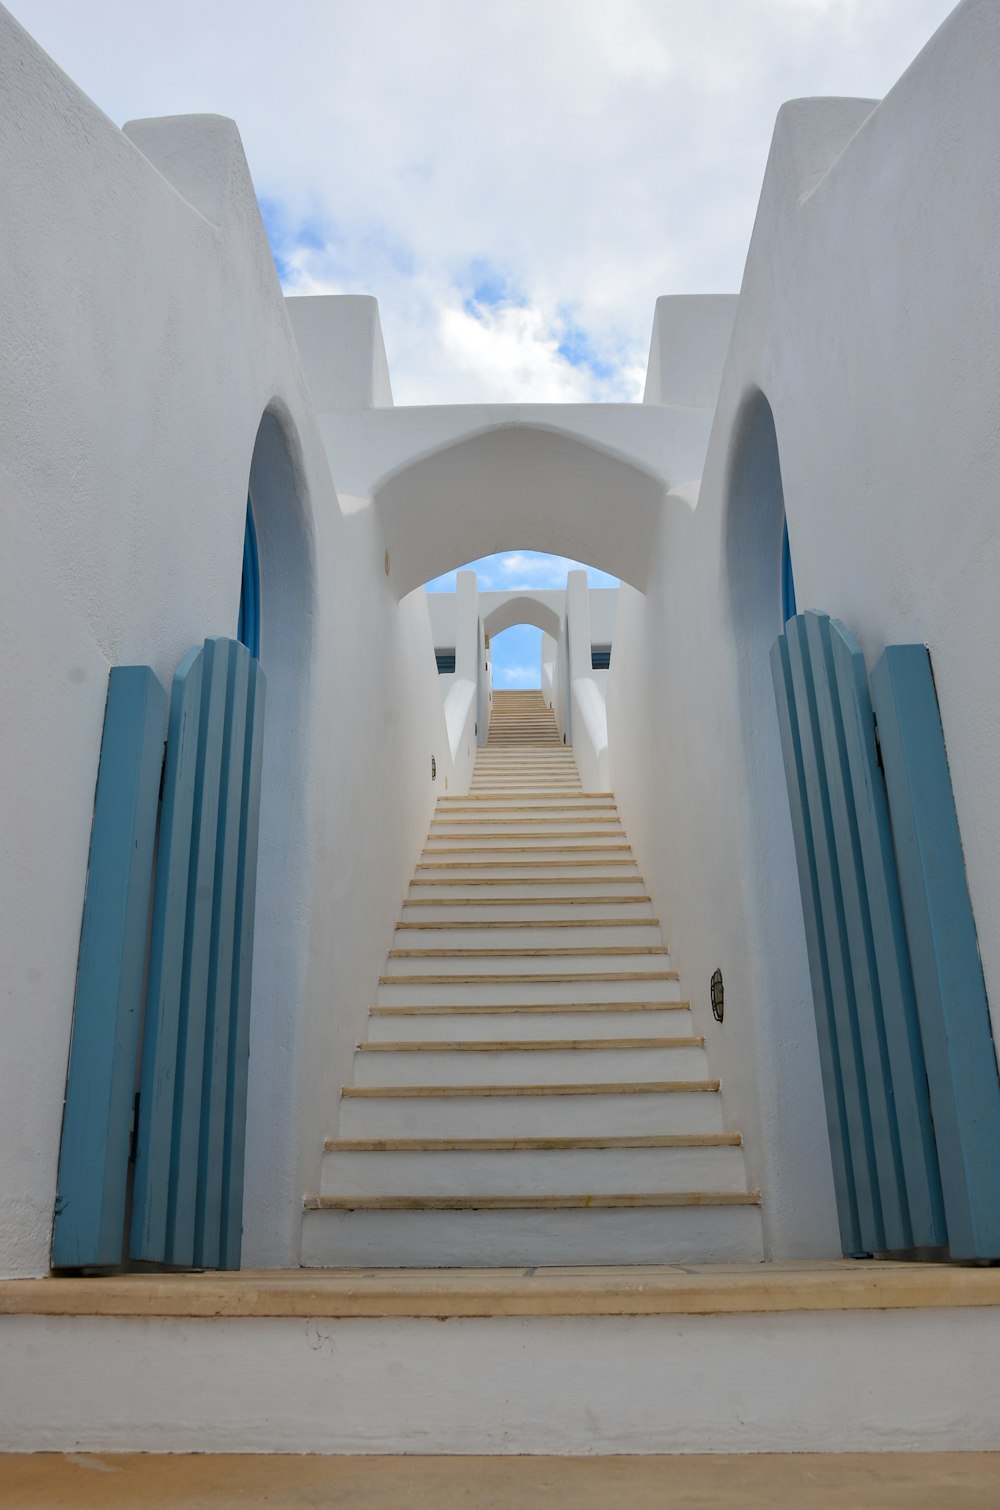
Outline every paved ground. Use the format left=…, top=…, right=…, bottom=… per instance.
left=2, top=1453, right=1000, bottom=1508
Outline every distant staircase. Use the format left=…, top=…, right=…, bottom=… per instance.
left=303, top=690, right=762, bottom=1265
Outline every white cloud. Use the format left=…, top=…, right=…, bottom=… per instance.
left=495, top=664, right=541, bottom=688
left=496, top=553, right=618, bottom=587
left=8, top=0, right=959, bottom=404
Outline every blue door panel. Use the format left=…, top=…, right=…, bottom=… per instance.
left=51, top=668, right=167, bottom=1268
left=774, top=611, right=994, bottom=1259
left=771, top=633, right=862, bottom=1253
left=872, top=645, right=1000, bottom=1259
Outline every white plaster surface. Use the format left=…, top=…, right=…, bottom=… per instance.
left=0, top=7, right=459, bottom=1276
left=3, top=1309, right=1000, bottom=1453
left=608, top=2, right=1000, bottom=1257
left=4, top=0, right=1000, bottom=1287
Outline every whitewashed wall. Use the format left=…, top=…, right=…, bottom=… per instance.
left=609, top=0, right=1000, bottom=1258
left=0, top=8, right=452, bottom=1276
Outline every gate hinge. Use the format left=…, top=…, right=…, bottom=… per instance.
left=129, top=1091, right=141, bottom=1163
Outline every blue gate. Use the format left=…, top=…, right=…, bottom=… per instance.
left=772, top=611, right=1000, bottom=1259
left=52, top=637, right=265, bottom=1271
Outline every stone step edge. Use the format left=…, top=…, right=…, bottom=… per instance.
left=401, top=897, right=654, bottom=907
left=369, top=1001, right=692, bottom=1015
left=386, top=947, right=668, bottom=959
left=379, top=971, right=680, bottom=985
left=304, top=1192, right=762, bottom=1212
left=408, top=877, right=648, bottom=887
left=9, top=1262, right=1000, bottom=1319
left=341, top=1079, right=720, bottom=1099
left=356, top=1037, right=705, bottom=1053
left=324, top=1133, right=742, bottom=1152
left=395, top=917, right=660, bottom=928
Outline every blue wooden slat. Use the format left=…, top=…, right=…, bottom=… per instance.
left=220, top=658, right=267, bottom=1269
left=829, top=625, right=946, bottom=1249
left=872, top=645, right=1000, bottom=1258
left=167, top=637, right=231, bottom=1265
left=806, top=614, right=911, bottom=1251
left=238, top=496, right=260, bottom=660
left=130, top=646, right=205, bottom=1262
left=771, top=632, right=861, bottom=1253
left=52, top=667, right=167, bottom=1268
left=785, top=615, right=884, bottom=1252
left=781, top=518, right=797, bottom=624
left=194, top=641, right=250, bottom=1268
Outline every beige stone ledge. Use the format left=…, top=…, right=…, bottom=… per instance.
left=2, top=1451, right=1000, bottom=1508
left=4, top=1260, right=1000, bottom=1319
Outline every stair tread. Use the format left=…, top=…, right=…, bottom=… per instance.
left=342, top=1080, right=720, bottom=1098
left=387, top=946, right=668, bottom=958
left=357, top=1038, right=704, bottom=1052
left=402, top=897, right=653, bottom=907
left=370, top=1001, right=691, bottom=1015
left=325, top=1134, right=741, bottom=1151
left=399, top=908, right=654, bottom=918
left=305, top=1192, right=760, bottom=1211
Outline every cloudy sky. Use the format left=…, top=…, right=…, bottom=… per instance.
left=11, top=0, right=956, bottom=680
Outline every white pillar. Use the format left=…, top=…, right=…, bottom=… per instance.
left=455, top=570, right=479, bottom=683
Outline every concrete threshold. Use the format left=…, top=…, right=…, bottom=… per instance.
left=2, top=1451, right=1000, bottom=1508
left=5, top=1260, right=1000, bottom=1319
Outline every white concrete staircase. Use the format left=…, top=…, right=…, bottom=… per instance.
left=303, top=691, right=762, bottom=1266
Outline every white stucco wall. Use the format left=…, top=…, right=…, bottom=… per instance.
left=4, top=0, right=998, bottom=1279
left=609, top=0, right=1000, bottom=1258
left=0, top=7, right=456, bottom=1276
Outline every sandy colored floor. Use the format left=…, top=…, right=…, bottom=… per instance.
left=2, top=1453, right=1000, bottom=1509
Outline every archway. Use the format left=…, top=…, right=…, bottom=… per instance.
left=239, top=403, right=316, bottom=1266
left=376, top=424, right=664, bottom=598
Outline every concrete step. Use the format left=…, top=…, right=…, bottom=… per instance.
left=428, top=821, right=626, bottom=838
left=381, top=947, right=670, bottom=977
left=338, top=1082, right=722, bottom=1138
left=376, top=974, right=681, bottom=1005
left=300, top=1198, right=764, bottom=1267
left=413, top=862, right=641, bottom=879
left=425, top=827, right=631, bottom=839
left=367, top=1002, right=694, bottom=1040
left=420, top=841, right=633, bottom=858
left=400, top=897, right=656, bottom=920
left=408, top=877, right=651, bottom=899
left=434, top=802, right=616, bottom=816
left=6, top=1265, right=1000, bottom=1455
left=392, top=921, right=661, bottom=948
left=319, top=1138, right=748, bottom=1197
left=351, top=1040, right=708, bottom=1086
left=436, top=794, right=612, bottom=807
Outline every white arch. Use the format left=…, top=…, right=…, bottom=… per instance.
left=375, top=424, right=667, bottom=598
left=482, top=593, right=563, bottom=643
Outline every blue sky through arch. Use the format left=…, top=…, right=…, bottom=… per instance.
left=424, top=550, right=617, bottom=689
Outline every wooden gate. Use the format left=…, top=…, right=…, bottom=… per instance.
left=52, top=637, right=265, bottom=1270
left=772, top=611, right=1000, bottom=1259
